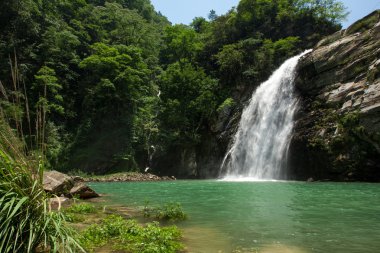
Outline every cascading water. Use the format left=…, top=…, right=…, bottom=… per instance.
left=221, top=50, right=311, bottom=180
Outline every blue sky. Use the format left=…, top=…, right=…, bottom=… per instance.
left=150, top=0, right=380, bottom=28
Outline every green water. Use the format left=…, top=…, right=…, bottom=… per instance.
left=89, top=180, right=380, bottom=253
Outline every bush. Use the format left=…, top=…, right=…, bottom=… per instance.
left=63, top=203, right=97, bottom=223
left=79, top=215, right=184, bottom=253
left=143, top=202, right=187, bottom=221
left=0, top=151, right=83, bottom=253
left=66, top=203, right=97, bottom=214
left=217, top=97, right=235, bottom=113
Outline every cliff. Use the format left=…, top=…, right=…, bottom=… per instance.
left=290, top=10, right=380, bottom=181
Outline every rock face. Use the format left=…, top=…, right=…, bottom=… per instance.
left=290, top=10, right=380, bottom=181
left=43, top=171, right=99, bottom=198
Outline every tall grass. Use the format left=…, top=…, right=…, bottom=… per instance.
left=0, top=121, right=84, bottom=253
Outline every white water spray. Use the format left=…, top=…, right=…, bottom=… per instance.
left=221, top=50, right=311, bottom=181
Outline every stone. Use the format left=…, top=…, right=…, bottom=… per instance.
left=70, top=183, right=99, bottom=199
left=43, top=170, right=74, bottom=194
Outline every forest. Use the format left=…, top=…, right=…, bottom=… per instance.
left=0, top=0, right=346, bottom=175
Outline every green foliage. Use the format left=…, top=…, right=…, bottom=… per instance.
left=143, top=202, right=188, bottom=221
left=33, top=66, right=64, bottom=115
left=78, top=215, right=184, bottom=253
left=295, top=0, right=348, bottom=23
left=159, top=62, right=218, bottom=145
left=63, top=203, right=97, bottom=223
left=64, top=212, right=86, bottom=223
left=66, top=203, right=97, bottom=214
left=0, top=122, right=83, bottom=253
left=216, top=43, right=244, bottom=76
left=217, top=98, right=236, bottom=113
left=161, top=24, right=204, bottom=65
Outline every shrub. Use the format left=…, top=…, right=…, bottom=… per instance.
left=217, top=97, right=235, bottom=113
left=0, top=151, right=83, bottom=253
left=143, top=202, right=187, bottom=221
left=78, top=215, right=184, bottom=253
left=66, top=203, right=97, bottom=214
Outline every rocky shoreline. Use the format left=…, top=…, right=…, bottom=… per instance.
left=43, top=171, right=175, bottom=196
left=82, top=172, right=176, bottom=182
left=43, top=171, right=176, bottom=210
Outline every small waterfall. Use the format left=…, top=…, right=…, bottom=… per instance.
left=221, top=50, right=311, bottom=181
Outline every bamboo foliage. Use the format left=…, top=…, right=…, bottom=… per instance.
left=0, top=53, right=84, bottom=252
left=0, top=149, right=84, bottom=253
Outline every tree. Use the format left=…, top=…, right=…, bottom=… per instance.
left=159, top=62, right=218, bottom=145
left=295, top=0, right=348, bottom=23
left=33, top=66, right=64, bottom=154
left=208, top=10, right=218, bottom=21
left=160, top=25, right=204, bottom=65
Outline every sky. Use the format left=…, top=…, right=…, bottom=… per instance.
left=150, top=0, right=380, bottom=28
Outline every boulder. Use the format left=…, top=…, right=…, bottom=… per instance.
left=43, top=170, right=74, bottom=194
left=70, top=183, right=99, bottom=199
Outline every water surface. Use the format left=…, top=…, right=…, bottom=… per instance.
left=89, top=180, right=380, bottom=253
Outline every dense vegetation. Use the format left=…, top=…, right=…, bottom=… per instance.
left=60, top=202, right=185, bottom=252
left=0, top=119, right=83, bottom=252
left=78, top=215, right=183, bottom=253
left=0, top=0, right=347, bottom=175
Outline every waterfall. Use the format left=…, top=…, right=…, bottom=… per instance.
left=221, top=50, right=311, bottom=181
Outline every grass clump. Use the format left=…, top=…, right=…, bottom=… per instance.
left=0, top=119, right=83, bottom=252
left=143, top=202, right=187, bottom=221
left=64, top=203, right=97, bottom=223
left=79, top=215, right=184, bottom=253
left=66, top=203, right=97, bottom=214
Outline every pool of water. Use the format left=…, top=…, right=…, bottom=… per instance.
left=89, top=180, right=380, bottom=253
